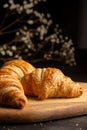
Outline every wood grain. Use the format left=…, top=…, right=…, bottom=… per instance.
left=0, top=82, right=87, bottom=123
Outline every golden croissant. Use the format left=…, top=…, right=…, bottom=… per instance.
left=0, top=59, right=83, bottom=109
left=22, top=67, right=83, bottom=100
left=0, top=59, right=35, bottom=108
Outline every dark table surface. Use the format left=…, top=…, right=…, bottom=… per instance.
left=0, top=59, right=87, bottom=130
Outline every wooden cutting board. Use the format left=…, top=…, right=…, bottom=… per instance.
left=0, top=82, right=87, bottom=123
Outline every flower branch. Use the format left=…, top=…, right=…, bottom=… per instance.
left=0, top=0, right=76, bottom=66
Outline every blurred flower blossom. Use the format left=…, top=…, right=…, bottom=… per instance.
left=0, top=0, right=76, bottom=66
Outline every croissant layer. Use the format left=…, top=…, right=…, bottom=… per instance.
left=0, top=59, right=35, bottom=108
left=22, top=68, right=83, bottom=100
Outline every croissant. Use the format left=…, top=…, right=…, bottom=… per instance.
left=21, top=67, right=83, bottom=100
left=0, top=59, right=35, bottom=108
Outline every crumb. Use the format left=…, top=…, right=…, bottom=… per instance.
left=33, top=123, right=37, bottom=126
left=76, top=123, right=79, bottom=127
left=39, top=123, right=43, bottom=126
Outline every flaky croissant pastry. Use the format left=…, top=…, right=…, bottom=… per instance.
left=0, top=59, right=35, bottom=108
left=22, top=67, right=83, bottom=100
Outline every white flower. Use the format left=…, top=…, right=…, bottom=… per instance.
left=6, top=50, right=13, bottom=56
left=16, top=32, right=20, bottom=36
left=27, top=20, right=34, bottom=24
left=1, top=50, right=5, bottom=56
left=24, top=3, right=34, bottom=9
left=10, top=4, right=16, bottom=10
left=3, top=4, right=9, bottom=8
left=9, top=0, right=14, bottom=4
left=11, top=46, right=17, bottom=51
left=47, top=13, right=51, bottom=18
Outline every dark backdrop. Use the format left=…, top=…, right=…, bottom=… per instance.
left=46, top=0, right=79, bottom=47
left=45, top=0, right=87, bottom=67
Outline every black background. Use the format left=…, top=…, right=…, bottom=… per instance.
left=45, top=0, right=80, bottom=46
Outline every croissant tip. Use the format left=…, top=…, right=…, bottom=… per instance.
left=79, top=87, right=83, bottom=95
left=14, top=98, right=27, bottom=109
left=2, top=97, right=27, bottom=109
